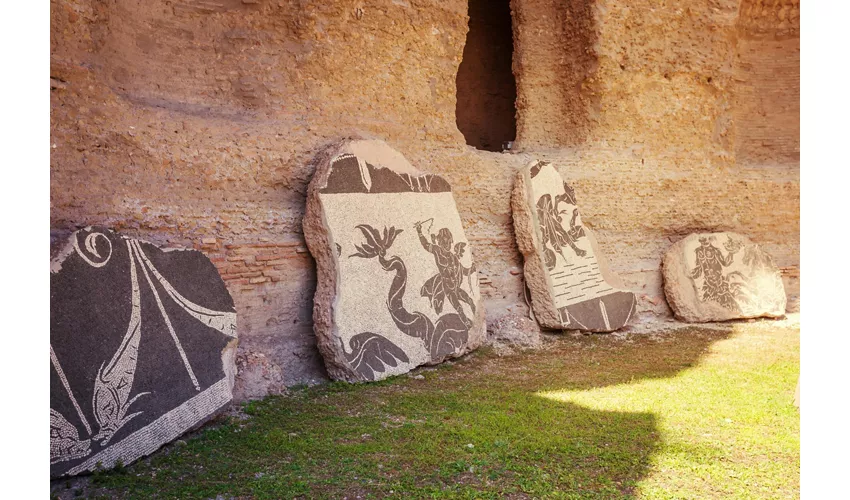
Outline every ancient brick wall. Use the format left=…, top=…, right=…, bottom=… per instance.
left=732, top=0, right=800, bottom=306
left=734, top=0, right=800, bottom=165
left=51, top=0, right=799, bottom=399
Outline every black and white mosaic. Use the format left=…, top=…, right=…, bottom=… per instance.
left=661, top=232, right=786, bottom=322
left=50, top=227, right=237, bottom=477
left=303, top=140, right=486, bottom=382
left=512, top=160, right=636, bottom=332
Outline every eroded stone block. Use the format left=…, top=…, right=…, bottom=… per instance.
left=662, top=232, right=786, bottom=322
left=50, top=227, right=237, bottom=477
left=487, top=313, right=542, bottom=353
left=303, top=139, right=485, bottom=382
left=512, top=160, right=636, bottom=331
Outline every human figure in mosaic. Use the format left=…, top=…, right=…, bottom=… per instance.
left=512, top=160, right=637, bottom=332
left=536, top=181, right=587, bottom=269
left=415, top=221, right=477, bottom=328
left=662, top=232, right=786, bottom=322
left=689, top=236, right=741, bottom=312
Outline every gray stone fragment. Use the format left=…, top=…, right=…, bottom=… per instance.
left=487, top=313, right=542, bottom=352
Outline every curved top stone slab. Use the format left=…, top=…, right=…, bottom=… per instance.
left=50, top=227, right=237, bottom=477
left=303, top=139, right=486, bottom=382
left=662, top=232, right=786, bottom=322
left=511, top=159, right=636, bottom=332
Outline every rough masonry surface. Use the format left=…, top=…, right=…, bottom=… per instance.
left=50, top=227, right=237, bottom=477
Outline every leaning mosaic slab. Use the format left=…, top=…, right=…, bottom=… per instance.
left=662, top=232, right=786, bottom=322
left=512, top=160, right=636, bottom=331
left=50, top=227, right=237, bottom=477
left=303, top=139, right=486, bottom=382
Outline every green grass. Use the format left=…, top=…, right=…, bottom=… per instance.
left=75, top=321, right=799, bottom=499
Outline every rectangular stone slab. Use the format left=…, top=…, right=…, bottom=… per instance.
left=303, top=139, right=486, bottom=382
left=50, top=227, right=237, bottom=477
left=512, top=160, right=636, bottom=331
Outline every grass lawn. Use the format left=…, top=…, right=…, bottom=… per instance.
left=57, top=319, right=800, bottom=499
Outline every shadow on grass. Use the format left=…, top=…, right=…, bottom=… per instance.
left=59, top=326, right=736, bottom=499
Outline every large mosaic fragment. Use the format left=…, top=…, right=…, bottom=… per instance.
left=303, top=139, right=485, bottom=382
left=512, top=160, right=636, bottom=331
left=662, top=232, right=786, bottom=322
left=50, top=227, right=237, bottom=477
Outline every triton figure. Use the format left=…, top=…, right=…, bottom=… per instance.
left=414, top=220, right=477, bottom=326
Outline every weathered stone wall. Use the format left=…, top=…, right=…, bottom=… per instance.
left=510, top=0, right=799, bottom=314
left=51, top=0, right=799, bottom=399
left=730, top=0, right=800, bottom=307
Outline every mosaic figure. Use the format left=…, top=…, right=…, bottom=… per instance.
left=689, top=236, right=742, bottom=311
left=662, top=232, right=786, bottom=322
left=512, top=160, right=636, bottom=331
left=415, top=220, right=477, bottom=327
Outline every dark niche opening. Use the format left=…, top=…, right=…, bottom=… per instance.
left=455, top=0, right=518, bottom=152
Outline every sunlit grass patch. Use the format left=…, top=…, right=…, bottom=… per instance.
left=538, top=325, right=799, bottom=498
